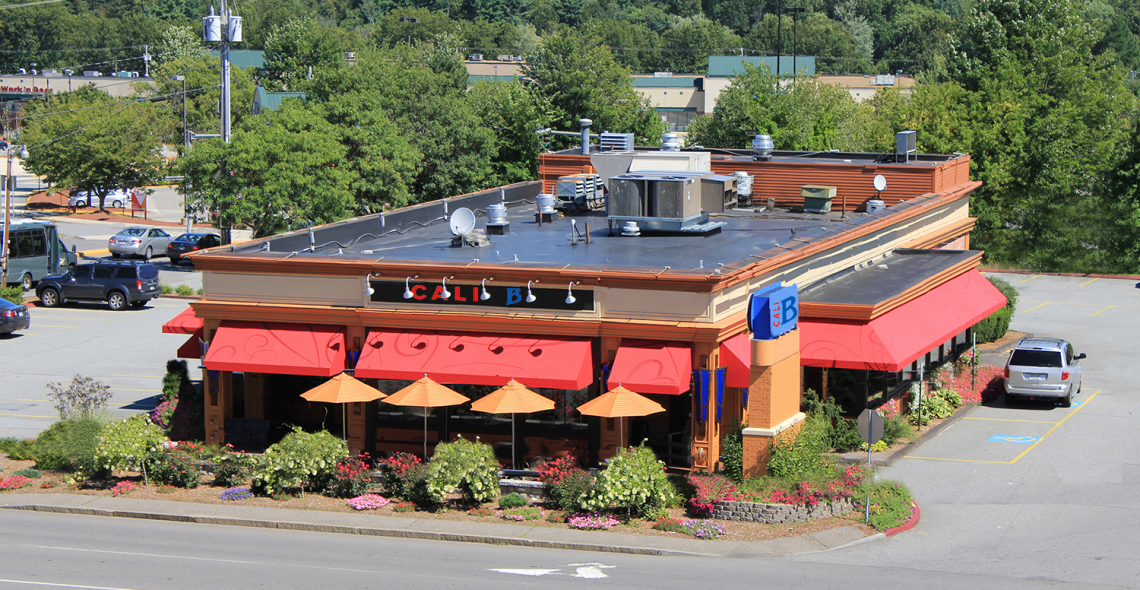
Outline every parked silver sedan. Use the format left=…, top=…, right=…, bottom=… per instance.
left=1004, top=337, right=1085, bottom=407
left=108, top=226, right=172, bottom=260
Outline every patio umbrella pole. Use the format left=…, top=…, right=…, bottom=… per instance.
left=423, top=407, right=428, bottom=460
left=511, top=413, right=516, bottom=470
left=342, top=404, right=347, bottom=442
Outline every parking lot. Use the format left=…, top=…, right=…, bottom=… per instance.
left=0, top=297, right=194, bottom=439
left=796, top=273, right=1140, bottom=587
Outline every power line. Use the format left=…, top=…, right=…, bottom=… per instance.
left=0, top=0, right=65, bottom=9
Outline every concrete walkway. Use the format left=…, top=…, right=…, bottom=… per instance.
left=0, top=493, right=881, bottom=557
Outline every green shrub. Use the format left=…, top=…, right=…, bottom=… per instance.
left=0, top=286, right=23, bottom=304
left=988, top=276, right=1018, bottom=314
left=720, top=426, right=744, bottom=483
left=250, top=428, right=346, bottom=496
left=150, top=451, right=201, bottom=488
left=95, top=415, right=168, bottom=482
left=973, top=277, right=1018, bottom=343
left=212, top=453, right=251, bottom=487
left=547, top=468, right=595, bottom=512
left=45, top=375, right=112, bottom=419
left=0, top=438, right=37, bottom=461
left=32, top=417, right=107, bottom=474
left=832, top=418, right=865, bottom=452
left=160, top=285, right=174, bottom=295
left=175, top=284, right=195, bottom=296
left=162, top=360, right=192, bottom=402
left=12, top=468, right=41, bottom=478
left=581, top=445, right=678, bottom=519
left=857, top=480, right=914, bottom=531
left=424, top=436, right=500, bottom=504
left=767, top=413, right=831, bottom=478
left=498, top=492, right=528, bottom=509
left=381, top=452, right=427, bottom=501
left=326, top=455, right=373, bottom=499
left=881, top=414, right=914, bottom=445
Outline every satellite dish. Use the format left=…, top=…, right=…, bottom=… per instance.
left=449, top=207, right=476, bottom=237
left=873, top=174, right=887, bottom=192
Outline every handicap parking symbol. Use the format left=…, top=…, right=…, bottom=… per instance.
left=989, top=434, right=1042, bottom=444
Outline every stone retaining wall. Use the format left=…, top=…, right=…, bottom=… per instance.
left=711, top=498, right=856, bottom=524
left=499, top=479, right=546, bottom=500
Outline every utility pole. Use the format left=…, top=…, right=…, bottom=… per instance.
left=776, top=3, right=782, bottom=78
left=220, top=0, right=231, bottom=144
left=784, top=8, right=806, bottom=77
left=143, top=45, right=150, bottom=78
left=173, top=75, right=191, bottom=233
left=3, top=145, right=28, bottom=287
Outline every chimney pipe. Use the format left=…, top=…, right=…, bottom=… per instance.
left=579, top=118, right=592, bottom=155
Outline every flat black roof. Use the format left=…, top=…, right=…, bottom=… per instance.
left=230, top=181, right=955, bottom=279
left=561, top=146, right=961, bottom=167
left=799, top=249, right=981, bottom=306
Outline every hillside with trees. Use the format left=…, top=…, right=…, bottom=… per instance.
left=4, top=0, right=1140, bottom=270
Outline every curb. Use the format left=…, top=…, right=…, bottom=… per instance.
left=1, top=504, right=706, bottom=557
left=881, top=404, right=978, bottom=466
left=885, top=502, right=920, bottom=536
left=819, top=532, right=886, bottom=552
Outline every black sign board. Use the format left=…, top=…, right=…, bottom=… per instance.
left=369, top=280, right=595, bottom=311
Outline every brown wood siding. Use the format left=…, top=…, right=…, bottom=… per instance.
left=540, top=152, right=971, bottom=212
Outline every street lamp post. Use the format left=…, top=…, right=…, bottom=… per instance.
left=784, top=7, right=806, bottom=77
left=3, top=144, right=29, bottom=287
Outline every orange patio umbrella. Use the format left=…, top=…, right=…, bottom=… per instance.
left=576, top=385, right=665, bottom=450
left=301, top=372, right=387, bottom=442
left=470, top=379, right=554, bottom=469
left=382, top=375, right=470, bottom=459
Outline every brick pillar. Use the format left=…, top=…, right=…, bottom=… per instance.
left=742, top=330, right=805, bottom=478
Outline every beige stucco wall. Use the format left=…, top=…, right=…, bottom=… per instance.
left=633, top=87, right=704, bottom=110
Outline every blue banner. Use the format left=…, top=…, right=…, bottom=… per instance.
left=696, top=369, right=709, bottom=423
left=715, top=368, right=725, bottom=422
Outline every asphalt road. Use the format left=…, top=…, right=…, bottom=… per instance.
left=0, top=509, right=1122, bottom=590
left=0, top=298, right=194, bottom=439
left=793, top=273, right=1140, bottom=587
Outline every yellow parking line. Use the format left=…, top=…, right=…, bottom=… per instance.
left=1019, top=275, right=1041, bottom=284
left=1009, top=390, right=1099, bottom=464
left=111, top=374, right=163, bottom=378
left=1091, top=306, right=1115, bottom=317
left=1078, top=277, right=1100, bottom=287
left=1022, top=303, right=1049, bottom=313
left=29, top=317, right=113, bottom=321
left=31, top=325, right=79, bottom=328
left=963, top=417, right=1058, bottom=424
left=115, top=388, right=161, bottom=392
left=0, top=413, right=55, bottom=419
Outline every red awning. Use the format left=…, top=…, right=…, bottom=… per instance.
left=355, top=330, right=594, bottom=390
left=204, top=321, right=347, bottom=377
left=162, top=306, right=202, bottom=334
left=607, top=340, right=692, bottom=395
left=177, top=331, right=202, bottom=359
left=800, top=269, right=1007, bottom=372
left=721, top=331, right=751, bottom=388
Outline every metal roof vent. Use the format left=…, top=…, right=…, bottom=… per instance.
left=661, top=133, right=681, bottom=152
left=751, top=134, right=774, bottom=161
left=621, top=221, right=641, bottom=236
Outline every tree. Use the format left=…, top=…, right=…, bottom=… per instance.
left=305, top=46, right=498, bottom=203
left=179, top=101, right=356, bottom=238
left=524, top=34, right=665, bottom=145
left=467, top=79, right=554, bottom=184
left=655, top=16, right=742, bottom=74
left=20, top=86, right=171, bottom=212
left=140, top=55, right=258, bottom=150
left=744, top=13, right=869, bottom=74
left=262, top=18, right=347, bottom=90
left=155, top=25, right=209, bottom=65
left=684, top=63, right=872, bottom=151
left=585, top=19, right=660, bottom=72
left=945, top=0, right=1138, bottom=271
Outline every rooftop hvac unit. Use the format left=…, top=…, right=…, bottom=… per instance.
left=468, top=54, right=483, bottom=61
left=83, top=70, right=102, bottom=77
left=607, top=172, right=725, bottom=234
left=555, top=173, right=603, bottom=212
left=653, top=72, right=673, bottom=78
left=875, top=74, right=896, bottom=86
left=599, top=132, right=634, bottom=152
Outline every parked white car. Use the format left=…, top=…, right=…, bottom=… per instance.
left=69, top=189, right=133, bottom=209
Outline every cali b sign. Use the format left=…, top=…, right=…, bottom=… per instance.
left=747, top=283, right=799, bottom=340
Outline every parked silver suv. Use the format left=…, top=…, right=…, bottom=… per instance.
left=1004, top=337, right=1085, bottom=407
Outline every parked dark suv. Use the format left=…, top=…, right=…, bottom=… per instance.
left=36, top=261, right=161, bottom=311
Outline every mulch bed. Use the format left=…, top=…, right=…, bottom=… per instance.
left=0, top=453, right=875, bottom=543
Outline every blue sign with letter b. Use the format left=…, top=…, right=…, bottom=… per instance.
left=747, top=283, right=799, bottom=340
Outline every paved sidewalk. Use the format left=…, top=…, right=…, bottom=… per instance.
left=0, top=494, right=881, bottom=557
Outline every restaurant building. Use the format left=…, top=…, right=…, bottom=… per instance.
left=164, top=137, right=1005, bottom=475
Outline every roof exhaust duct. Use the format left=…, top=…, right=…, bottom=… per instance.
left=579, top=119, right=592, bottom=155
left=661, top=133, right=681, bottom=152
left=751, top=134, right=774, bottom=161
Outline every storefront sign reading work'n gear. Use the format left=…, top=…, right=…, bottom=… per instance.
left=748, top=283, right=798, bottom=340
left=369, top=280, right=595, bottom=311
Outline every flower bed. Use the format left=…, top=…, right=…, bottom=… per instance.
left=567, top=511, right=620, bottom=530
left=347, top=494, right=390, bottom=511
